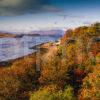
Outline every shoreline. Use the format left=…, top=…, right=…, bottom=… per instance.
left=0, top=52, right=37, bottom=67
left=0, top=42, right=50, bottom=67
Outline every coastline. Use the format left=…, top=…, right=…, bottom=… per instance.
left=0, top=42, right=50, bottom=67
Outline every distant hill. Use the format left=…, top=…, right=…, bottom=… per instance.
left=0, top=32, right=16, bottom=38
left=27, top=29, right=63, bottom=36
left=0, top=29, right=64, bottom=38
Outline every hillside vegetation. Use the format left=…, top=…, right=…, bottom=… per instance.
left=0, top=23, right=100, bottom=100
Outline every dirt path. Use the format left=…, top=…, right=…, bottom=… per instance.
left=41, top=43, right=58, bottom=61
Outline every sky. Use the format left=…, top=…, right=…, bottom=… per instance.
left=0, top=0, right=100, bottom=32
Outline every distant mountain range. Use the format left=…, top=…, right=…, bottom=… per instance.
left=0, top=29, right=64, bottom=38
left=28, top=30, right=63, bottom=35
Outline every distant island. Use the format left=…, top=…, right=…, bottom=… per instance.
left=0, top=29, right=63, bottom=38
left=0, top=32, right=16, bottom=38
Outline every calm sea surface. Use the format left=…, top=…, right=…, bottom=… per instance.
left=0, top=35, right=59, bottom=62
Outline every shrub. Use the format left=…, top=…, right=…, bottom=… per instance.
left=78, top=64, right=100, bottom=100
left=0, top=55, right=37, bottom=99
left=0, top=73, right=21, bottom=100
left=30, top=85, right=75, bottom=100
left=39, top=51, right=69, bottom=87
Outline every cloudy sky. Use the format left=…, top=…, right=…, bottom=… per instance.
left=0, top=0, right=100, bottom=32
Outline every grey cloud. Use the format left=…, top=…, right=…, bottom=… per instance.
left=0, top=0, right=60, bottom=16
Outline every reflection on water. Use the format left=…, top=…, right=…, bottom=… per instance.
left=0, top=35, right=57, bottom=62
